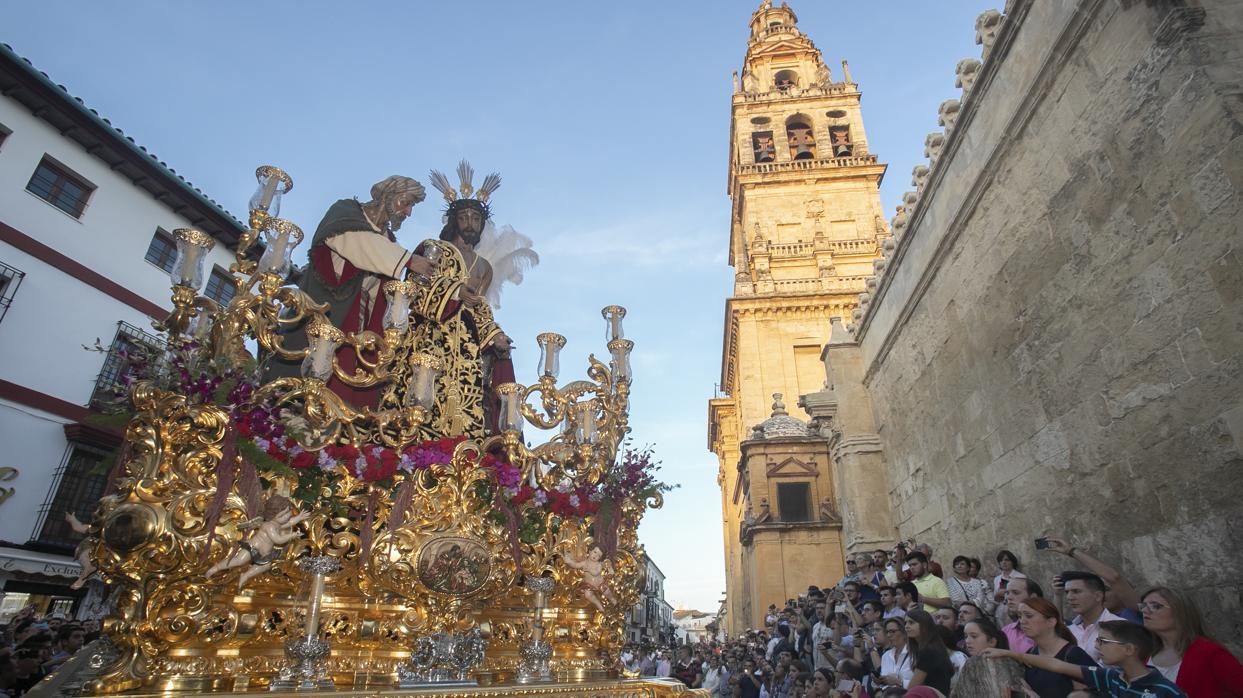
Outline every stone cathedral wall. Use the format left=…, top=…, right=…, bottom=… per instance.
left=854, top=0, right=1243, bottom=646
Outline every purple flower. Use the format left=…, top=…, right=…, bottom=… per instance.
left=568, top=494, right=580, bottom=507
left=494, top=464, right=522, bottom=488
left=532, top=490, right=548, bottom=506
left=317, top=451, right=335, bottom=471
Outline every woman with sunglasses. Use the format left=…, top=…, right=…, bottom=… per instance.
left=1141, top=586, right=1243, bottom=696
left=877, top=617, right=914, bottom=688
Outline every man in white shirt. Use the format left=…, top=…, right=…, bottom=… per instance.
left=809, top=599, right=835, bottom=670
left=655, top=651, right=672, bottom=678
left=702, top=655, right=729, bottom=697
left=1063, top=571, right=1127, bottom=662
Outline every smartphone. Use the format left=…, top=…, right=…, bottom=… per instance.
left=1035, top=537, right=1050, bottom=550
left=999, top=578, right=1009, bottom=588
left=836, top=679, right=857, bottom=692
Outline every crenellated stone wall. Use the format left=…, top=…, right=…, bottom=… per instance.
left=834, top=0, right=1243, bottom=648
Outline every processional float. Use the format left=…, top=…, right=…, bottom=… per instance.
left=61, top=166, right=686, bottom=697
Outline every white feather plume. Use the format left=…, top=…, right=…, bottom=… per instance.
left=475, top=222, right=539, bottom=310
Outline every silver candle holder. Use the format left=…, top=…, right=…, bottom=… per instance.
left=515, top=576, right=555, bottom=683
left=271, top=556, right=340, bottom=692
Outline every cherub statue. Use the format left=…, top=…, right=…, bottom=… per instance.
left=563, top=545, right=619, bottom=613
left=204, top=495, right=310, bottom=590
left=64, top=512, right=97, bottom=590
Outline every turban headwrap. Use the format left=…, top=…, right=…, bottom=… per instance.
left=370, top=175, right=425, bottom=203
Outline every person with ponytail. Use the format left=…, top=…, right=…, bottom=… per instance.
left=1015, top=597, right=1097, bottom=697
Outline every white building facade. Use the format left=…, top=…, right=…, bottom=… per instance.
left=0, top=42, right=244, bottom=619
left=624, top=554, right=674, bottom=645
left=673, top=610, right=718, bottom=645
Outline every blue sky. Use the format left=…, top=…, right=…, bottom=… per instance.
left=7, top=1, right=988, bottom=612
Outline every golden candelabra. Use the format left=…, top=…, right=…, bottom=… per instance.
left=68, top=166, right=686, bottom=697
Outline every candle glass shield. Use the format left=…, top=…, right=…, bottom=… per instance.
left=608, top=338, right=634, bottom=384
left=257, top=219, right=303, bottom=278
left=535, top=333, right=567, bottom=380
left=171, top=228, right=215, bottom=290
left=248, top=165, right=293, bottom=217
left=573, top=400, right=598, bottom=445
left=601, top=305, right=626, bottom=343
left=406, top=353, right=442, bottom=409
left=383, top=280, right=417, bottom=331
left=302, top=321, right=345, bottom=380
left=494, top=383, right=524, bottom=433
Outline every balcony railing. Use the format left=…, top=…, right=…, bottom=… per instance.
left=737, top=153, right=878, bottom=176
left=0, top=260, right=25, bottom=326
left=89, top=321, right=166, bottom=408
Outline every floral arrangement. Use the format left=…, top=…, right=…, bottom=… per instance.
left=88, top=335, right=673, bottom=558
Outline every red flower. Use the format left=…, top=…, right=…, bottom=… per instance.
left=290, top=450, right=317, bottom=470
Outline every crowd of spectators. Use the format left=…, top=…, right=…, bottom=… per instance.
left=0, top=607, right=99, bottom=696
left=3, top=534, right=1241, bottom=697
left=625, top=536, right=1243, bottom=698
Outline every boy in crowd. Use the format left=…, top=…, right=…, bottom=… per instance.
left=982, top=621, right=1186, bottom=697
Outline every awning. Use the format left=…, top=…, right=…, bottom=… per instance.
left=0, top=546, right=81, bottom=578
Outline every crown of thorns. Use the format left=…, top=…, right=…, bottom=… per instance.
left=428, top=160, right=500, bottom=219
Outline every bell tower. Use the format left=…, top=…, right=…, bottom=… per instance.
left=711, top=1, right=888, bottom=634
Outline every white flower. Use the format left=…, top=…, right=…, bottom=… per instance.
left=556, top=478, right=573, bottom=493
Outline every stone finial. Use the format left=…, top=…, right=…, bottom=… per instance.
left=732, top=70, right=740, bottom=93
left=850, top=307, right=863, bottom=323
left=938, top=99, right=961, bottom=132
left=891, top=205, right=909, bottom=239
left=846, top=321, right=857, bottom=334
left=955, top=58, right=982, bottom=94
left=882, top=236, right=897, bottom=257
left=975, top=9, right=1003, bottom=61
left=924, top=132, right=946, bottom=168
left=770, top=393, right=787, bottom=416
left=912, top=164, right=930, bottom=192
left=815, top=62, right=831, bottom=87
left=841, top=59, right=853, bottom=84
left=858, top=292, right=870, bottom=308
left=873, top=258, right=887, bottom=274
left=903, top=190, right=919, bottom=208
left=865, top=276, right=878, bottom=292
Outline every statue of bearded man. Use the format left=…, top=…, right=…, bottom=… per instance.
left=379, top=167, right=517, bottom=437
left=266, top=175, right=435, bottom=407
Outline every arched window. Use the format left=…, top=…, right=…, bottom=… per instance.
left=774, top=69, right=798, bottom=92
left=752, top=131, right=775, bottom=163
left=829, top=125, right=852, bottom=157
left=786, top=116, right=816, bottom=160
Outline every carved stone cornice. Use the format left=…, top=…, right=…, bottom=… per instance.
left=830, top=433, right=884, bottom=461
left=740, top=519, right=842, bottom=546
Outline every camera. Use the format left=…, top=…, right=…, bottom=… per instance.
left=1035, top=537, right=1050, bottom=550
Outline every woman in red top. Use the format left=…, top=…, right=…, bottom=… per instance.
left=1142, top=586, right=1243, bottom=697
